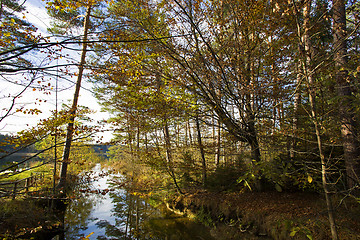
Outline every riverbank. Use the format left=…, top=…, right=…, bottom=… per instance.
left=105, top=155, right=360, bottom=239
left=163, top=190, right=360, bottom=240
left=0, top=197, right=64, bottom=239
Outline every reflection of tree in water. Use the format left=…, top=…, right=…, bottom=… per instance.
left=64, top=194, right=97, bottom=239
left=64, top=175, right=109, bottom=240
left=60, top=173, right=214, bottom=240
left=143, top=217, right=212, bottom=240
left=95, top=182, right=215, bottom=240
left=94, top=190, right=150, bottom=239
left=95, top=220, right=126, bottom=240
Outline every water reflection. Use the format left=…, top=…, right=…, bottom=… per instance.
left=62, top=165, right=215, bottom=240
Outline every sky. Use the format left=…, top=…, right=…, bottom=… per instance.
left=0, top=0, right=112, bottom=142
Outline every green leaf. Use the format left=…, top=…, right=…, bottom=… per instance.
left=275, top=183, right=282, bottom=192
left=290, top=227, right=300, bottom=237
left=244, top=180, right=252, bottom=191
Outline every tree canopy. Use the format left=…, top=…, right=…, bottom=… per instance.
left=1, top=0, right=360, bottom=238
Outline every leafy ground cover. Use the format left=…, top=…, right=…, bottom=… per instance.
left=107, top=151, right=360, bottom=240
left=165, top=190, right=360, bottom=240
left=0, top=198, right=63, bottom=239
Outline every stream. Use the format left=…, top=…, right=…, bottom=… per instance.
left=54, top=164, right=216, bottom=240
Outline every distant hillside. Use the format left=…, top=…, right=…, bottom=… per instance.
left=0, top=134, right=39, bottom=168
left=0, top=134, right=113, bottom=168
left=91, top=144, right=112, bottom=158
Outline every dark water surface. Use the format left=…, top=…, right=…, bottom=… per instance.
left=58, top=164, right=216, bottom=240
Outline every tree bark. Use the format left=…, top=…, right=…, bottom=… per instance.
left=187, top=120, right=192, bottom=146
left=57, top=5, right=92, bottom=189
left=185, top=121, right=188, bottom=147
left=247, top=110, right=261, bottom=162
left=195, top=113, right=207, bottom=186
left=291, top=63, right=302, bottom=159
left=145, top=132, right=148, bottom=152
left=136, top=123, right=140, bottom=154
left=163, top=118, right=183, bottom=194
left=333, top=0, right=360, bottom=189
left=215, top=119, right=221, bottom=167
left=301, top=1, right=338, bottom=238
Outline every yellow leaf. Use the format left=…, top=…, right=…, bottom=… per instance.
left=308, top=175, right=313, bottom=183
left=85, top=232, right=94, bottom=238
left=4, top=32, right=11, bottom=37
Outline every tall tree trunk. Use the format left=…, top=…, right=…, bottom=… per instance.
left=301, top=1, right=339, bottom=239
left=247, top=113, right=261, bottom=162
left=195, top=113, right=207, bottom=186
left=128, top=124, right=134, bottom=154
left=247, top=109, right=262, bottom=191
left=187, top=120, right=193, bottom=146
left=136, top=123, right=140, bottom=154
left=185, top=121, right=189, bottom=147
left=333, top=0, right=360, bottom=189
left=291, top=63, right=302, bottom=159
left=145, top=132, right=148, bottom=152
left=212, top=116, right=216, bottom=143
left=163, top=118, right=183, bottom=194
left=249, top=138, right=261, bottom=163
left=215, top=119, right=221, bottom=167
left=308, top=94, right=339, bottom=240
left=57, top=5, right=91, bottom=189
left=176, top=122, right=180, bottom=147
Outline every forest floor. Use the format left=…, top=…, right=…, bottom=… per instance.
left=166, top=190, right=360, bottom=240
left=0, top=198, right=63, bottom=239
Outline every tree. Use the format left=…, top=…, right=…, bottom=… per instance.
left=102, top=0, right=296, bottom=165
left=89, top=0, right=305, bottom=192
left=92, top=39, right=192, bottom=193
left=333, top=0, right=360, bottom=190
left=0, top=0, right=47, bottom=125
left=57, top=3, right=92, bottom=189
left=0, top=104, right=97, bottom=173
left=296, top=0, right=338, bottom=238
left=84, top=0, right=359, bottom=197
left=195, top=111, right=207, bottom=185
left=0, top=0, right=38, bottom=71
left=46, top=0, right=109, bottom=188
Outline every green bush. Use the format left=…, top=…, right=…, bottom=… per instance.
left=205, top=164, right=245, bottom=191
left=195, top=206, right=215, bottom=227
left=260, top=154, right=322, bottom=192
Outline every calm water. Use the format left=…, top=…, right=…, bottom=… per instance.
left=61, top=164, right=216, bottom=240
